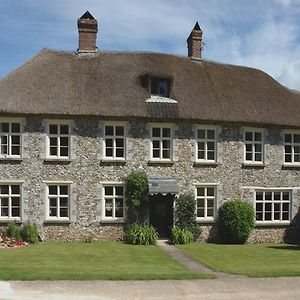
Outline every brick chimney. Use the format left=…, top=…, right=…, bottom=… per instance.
left=187, top=22, right=203, bottom=59
left=77, top=11, right=98, bottom=53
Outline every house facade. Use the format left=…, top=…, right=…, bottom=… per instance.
left=0, top=12, right=299, bottom=242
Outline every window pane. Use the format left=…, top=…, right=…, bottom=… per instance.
left=115, top=208, right=123, bottom=218
left=245, top=132, right=253, bottom=141
left=265, top=192, right=272, bottom=201
left=1, top=197, right=8, bottom=207
left=246, top=153, right=252, bottom=161
left=254, top=132, right=262, bottom=141
left=0, top=123, right=9, bottom=133
left=1, top=208, right=8, bottom=216
left=197, top=188, right=204, bottom=197
left=115, top=198, right=123, bottom=208
left=105, top=199, right=113, bottom=217
left=11, top=185, right=20, bottom=195
left=60, top=125, right=69, bottom=135
left=49, top=125, right=58, bottom=134
left=106, top=148, right=113, bottom=157
left=285, top=134, right=292, bottom=143
left=105, top=186, right=113, bottom=196
left=207, top=199, right=214, bottom=208
left=12, top=208, right=20, bottom=217
left=153, top=149, right=160, bottom=158
left=207, top=151, right=215, bottom=160
left=256, top=192, right=263, bottom=201
left=294, top=154, right=300, bottom=162
left=162, top=128, right=170, bottom=138
left=255, top=143, right=262, bottom=152
left=207, top=188, right=214, bottom=197
left=207, top=142, right=215, bottom=151
left=245, top=144, right=252, bottom=152
left=116, top=126, right=124, bottom=136
left=285, top=154, right=292, bottom=163
left=256, top=212, right=263, bottom=221
left=60, top=185, right=68, bottom=195
left=294, top=134, right=300, bottom=143
left=116, top=138, right=124, bottom=148
left=207, top=130, right=215, bottom=139
left=60, top=198, right=68, bottom=207
left=197, top=209, right=204, bottom=218
left=207, top=208, right=214, bottom=217
left=11, top=197, right=20, bottom=206
left=11, top=136, right=20, bottom=145
left=162, top=150, right=170, bottom=159
left=60, top=147, right=69, bottom=157
left=11, top=123, right=20, bottom=133
left=152, top=140, right=160, bottom=149
left=197, top=130, right=205, bottom=139
left=116, top=149, right=124, bottom=158
left=282, top=203, right=290, bottom=211
left=162, top=140, right=170, bottom=149
left=198, top=150, right=205, bottom=160
left=282, top=212, right=289, bottom=220
left=50, top=207, right=57, bottom=217
left=49, top=198, right=57, bottom=207
left=294, top=145, right=300, bottom=154
left=198, top=141, right=205, bottom=151
left=60, top=208, right=68, bottom=218
left=0, top=186, right=9, bottom=194
left=50, top=137, right=57, bottom=146
left=158, top=81, right=169, bottom=97
left=283, top=192, right=290, bottom=201
left=256, top=203, right=263, bottom=212
left=274, top=192, right=281, bottom=201
left=60, top=137, right=69, bottom=147
left=105, top=126, right=113, bottom=136
left=255, top=153, right=262, bottom=161
left=115, top=186, right=123, bottom=196
left=50, top=147, right=58, bottom=156
left=49, top=186, right=58, bottom=195
left=152, top=128, right=160, bottom=138
left=11, top=146, right=20, bottom=155
left=105, top=139, right=113, bottom=148
left=265, top=212, right=272, bottom=221
left=197, top=199, right=205, bottom=208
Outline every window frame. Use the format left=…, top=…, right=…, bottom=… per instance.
left=0, top=118, right=23, bottom=159
left=45, top=182, right=71, bottom=222
left=283, top=130, right=300, bottom=166
left=194, top=184, right=217, bottom=222
left=102, top=122, right=127, bottom=161
left=195, top=126, right=217, bottom=164
left=254, top=188, right=292, bottom=225
left=243, top=128, right=264, bottom=165
left=0, top=181, right=23, bottom=222
left=45, top=120, right=71, bottom=160
left=101, top=182, right=125, bottom=223
left=149, top=124, right=173, bottom=162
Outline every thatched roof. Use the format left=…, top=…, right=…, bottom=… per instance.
left=0, top=49, right=300, bottom=127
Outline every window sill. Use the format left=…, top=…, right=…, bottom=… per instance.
left=44, top=158, right=72, bottom=163
left=101, top=158, right=127, bottom=164
left=0, top=218, right=22, bottom=224
left=196, top=218, right=215, bottom=224
left=282, top=163, right=300, bottom=169
left=255, top=221, right=290, bottom=227
left=194, top=161, right=218, bottom=167
left=44, top=218, right=71, bottom=224
left=242, top=162, right=265, bottom=168
left=148, top=160, right=174, bottom=166
left=101, top=219, right=125, bottom=224
left=0, top=157, right=22, bottom=161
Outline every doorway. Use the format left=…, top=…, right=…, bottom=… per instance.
left=149, top=194, right=174, bottom=238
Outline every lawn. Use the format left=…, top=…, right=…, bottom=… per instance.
left=178, top=243, right=300, bottom=277
left=0, top=242, right=213, bottom=280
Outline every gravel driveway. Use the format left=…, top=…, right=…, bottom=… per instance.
left=1, top=277, right=300, bottom=300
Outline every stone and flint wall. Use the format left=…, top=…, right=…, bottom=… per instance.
left=0, top=116, right=299, bottom=242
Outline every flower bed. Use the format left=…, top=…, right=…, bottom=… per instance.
left=0, top=236, right=29, bottom=249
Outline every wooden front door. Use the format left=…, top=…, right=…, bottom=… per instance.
left=149, top=194, right=174, bottom=237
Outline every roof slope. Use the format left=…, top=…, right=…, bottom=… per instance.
left=0, top=49, right=300, bottom=127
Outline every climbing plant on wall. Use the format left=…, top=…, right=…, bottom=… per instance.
left=125, top=171, right=149, bottom=225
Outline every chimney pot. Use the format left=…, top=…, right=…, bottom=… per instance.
left=77, top=11, right=98, bottom=53
left=187, top=22, right=203, bottom=59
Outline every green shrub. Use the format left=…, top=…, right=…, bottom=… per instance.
left=20, top=223, right=39, bottom=243
left=126, top=223, right=158, bottom=245
left=125, top=171, right=149, bottom=225
left=7, top=222, right=21, bottom=241
left=175, top=193, right=201, bottom=241
left=218, top=199, right=255, bottom=244
left=171, top=226, right=194, bottom=244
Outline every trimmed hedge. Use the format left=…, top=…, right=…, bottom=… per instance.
left=218, top=199, right=255, bottom=244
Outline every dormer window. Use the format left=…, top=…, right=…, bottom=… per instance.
left=151, top=78, right=170, bottom=98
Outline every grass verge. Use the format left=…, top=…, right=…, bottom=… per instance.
left=178, top=243, right=300, bottom=277
left=0, top=242, right=213, bottom=280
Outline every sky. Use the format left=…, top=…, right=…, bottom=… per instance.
left=1, top=0, right=300, bottom=90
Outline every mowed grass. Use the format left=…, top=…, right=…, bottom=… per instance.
left=0, top=242, right=213, bottom=280
left=178, top=243, right=300, bottom=277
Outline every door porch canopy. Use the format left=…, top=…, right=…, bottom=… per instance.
left=148, top=177, right=179, bottom=195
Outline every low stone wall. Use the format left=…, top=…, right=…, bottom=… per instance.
left=40, top=224, right=125, bottom=242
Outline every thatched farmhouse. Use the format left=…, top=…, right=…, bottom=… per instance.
left=0, top=11, right=299, bottom=242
